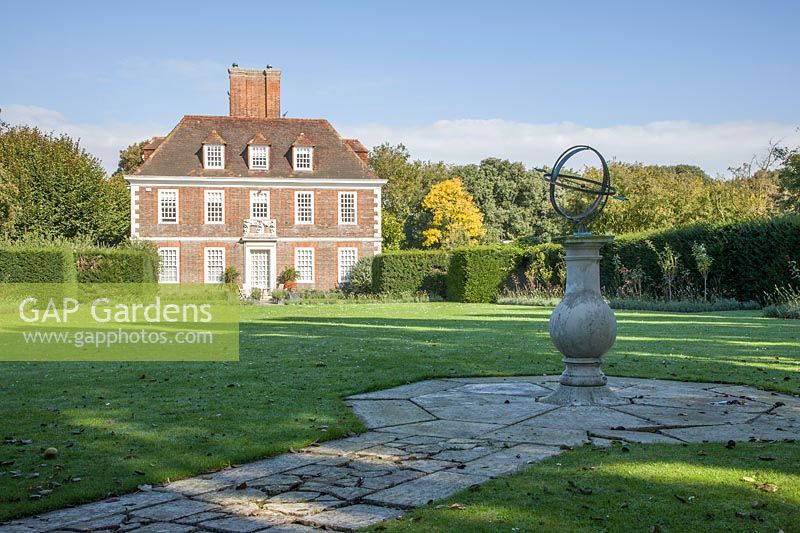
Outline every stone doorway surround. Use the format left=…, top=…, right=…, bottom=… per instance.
left=4, top=376, right=799, bottom=532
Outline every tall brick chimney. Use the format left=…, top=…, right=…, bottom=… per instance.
left=228, top=65, right=281, bottom=119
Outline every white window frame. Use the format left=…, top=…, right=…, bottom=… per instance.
left=293, top=146, right=313, bottom=171
left=250, top=190, right=271, bottom=219
left=338, top=191, right=357, bottom=225
left=157, top=189, right=179, bottom=224
left=294, top=191, right=314, bottom=225
left=157, top=247, right=180, bottom=283
left=338, top=247, right=358, bottom=284
left=294, top=247, right=315, bottom=283
left=248, top=145, right=269, bottom=170
left=203, top=144, right=225, bottom=169
left=204, top=247, right=226, bottom=284
left=204, top=190, right=225, bottom=225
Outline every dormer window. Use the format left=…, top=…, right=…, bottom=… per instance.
left=204, top=145, right=224, bottom=169
left=247, top=133, right=270, bottom=170
left=294, top=147, right=313, bottom=171
left=291, top=133, right=314, bottom=172
left=249, top=145, right=269, bottom=170
left=202, top=130, right=226, bottom=169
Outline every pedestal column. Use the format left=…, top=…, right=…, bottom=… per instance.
left=540, top=235, right=621, bottom=406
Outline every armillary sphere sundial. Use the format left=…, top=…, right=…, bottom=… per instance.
left=537, top=145, right=627, bottom=406
left=542, top=144, right=625, bottom=234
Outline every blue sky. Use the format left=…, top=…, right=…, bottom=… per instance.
left=2, top=0, right=798, bottom=174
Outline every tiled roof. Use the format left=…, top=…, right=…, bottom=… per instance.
left=143, top=136, right=165, bottom=150
left=202, top=130, right=226, bottom=145
left=344, top=139, right=368, bottom=153
left=291, top=132, right=315, bottom=147
left=247, top=132, right=269, bottom=145
left=134, top=116, right=375, bottom=179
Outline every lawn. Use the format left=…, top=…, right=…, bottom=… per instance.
left=0, top=303, right=799, bottom=524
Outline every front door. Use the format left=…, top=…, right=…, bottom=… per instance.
left=248, top=249, right=271, bottom=292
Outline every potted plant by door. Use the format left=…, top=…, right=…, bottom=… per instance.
left=278, top=266, right=299, bottom=292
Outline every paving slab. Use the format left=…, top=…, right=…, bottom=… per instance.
left=128, top=523, right=195, bottom=533
left=301, top=504, right=404, bottom=531
left=483, top=423, right=591, bottom=446
left=196, top=514, right=291, bottom=533
left=613, top=403, right=761, bottom=426
left=412, top=390, right=557, bottom=424
left=131, top=498, right=220, bottom=521
left=347, top=380, right=457, bottom=400
left=376, top=419, right=504, bottom=439
left=587, top=429, right=685, bottom=444
left=456, top=444, right=561, bottom=478
left=520, top=406, right=653, bottom=431
left=262, top=525, right=320, bottom=533
left=347, top=399, right=436, bottom=428
left=454, top=382, right=552, bottom=397
left=363, top=470, right=488, bottom=508
left=661, top=422, right=800, bottom=442
left=629, top=395, right=771, bottom=412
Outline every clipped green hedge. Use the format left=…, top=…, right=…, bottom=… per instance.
left=518, top=243, right=565, bottom=286
left=0, top=246, right=76, bottom=283
left=600, top=216, right=800, bottom=301
left=447, top=246, right=521, bottom=303
left=76, top=248, right=158, bottom=283
left=372, top=250, right=450, bottom=296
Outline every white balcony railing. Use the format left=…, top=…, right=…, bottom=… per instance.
left=243, top=218, right=277, bottom=239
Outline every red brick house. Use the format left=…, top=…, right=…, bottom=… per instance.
left=126, top=66, right=385, bottom=292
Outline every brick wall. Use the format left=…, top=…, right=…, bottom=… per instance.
left=228, top=67, right=281, bottom=119
left=138, top=187, right=377, bottom=239
left=141, top=185, right=380, bottom=289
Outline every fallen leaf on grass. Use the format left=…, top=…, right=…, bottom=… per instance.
left=742, top=476, right=756, bottom=483
left=450, top=503, right=466, bottom=510
left=756, top=483, right=778, bottom=493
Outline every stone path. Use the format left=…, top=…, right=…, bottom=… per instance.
left=4, top=376, right=799, bottom=532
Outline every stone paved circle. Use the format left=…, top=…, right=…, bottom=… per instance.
left=3, top=377, right=798, bottom=532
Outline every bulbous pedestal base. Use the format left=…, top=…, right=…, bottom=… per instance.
left=538, top=235, right=621, bottom=406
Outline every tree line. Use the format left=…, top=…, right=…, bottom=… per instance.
left=370, top=142, right=800, bottom=250
left=0, top=121, right=798, bottom=247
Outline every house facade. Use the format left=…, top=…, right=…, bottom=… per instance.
left=126, top=66, right=385, bottom=292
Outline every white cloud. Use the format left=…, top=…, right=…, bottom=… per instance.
left=1, top=104, right=166, bottom=174
left=343, top=119, right=800, bottom=177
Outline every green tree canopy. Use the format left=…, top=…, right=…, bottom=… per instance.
left=0, top=122, right=129, bottom=245
left=113, top=139, right=149, bottom=177
left=778, top=151, right=800, bottom=212
left=589, top=163, right=778, bottom=235
left=453, top=158, right=560, bottom=243
left=368, top=143, right=450, bottom=219
left=0, top=164, right=20, bottom=236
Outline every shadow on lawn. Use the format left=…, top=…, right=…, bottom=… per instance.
left=250, top=309, right=800, bottom=393
left=378, top=443, right=800, bottom=533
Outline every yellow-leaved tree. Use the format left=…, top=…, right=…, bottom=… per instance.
left=420, top=178, right=486, bottom=248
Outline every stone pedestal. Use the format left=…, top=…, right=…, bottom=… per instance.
left=540, top=235, right=621, bottom=406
